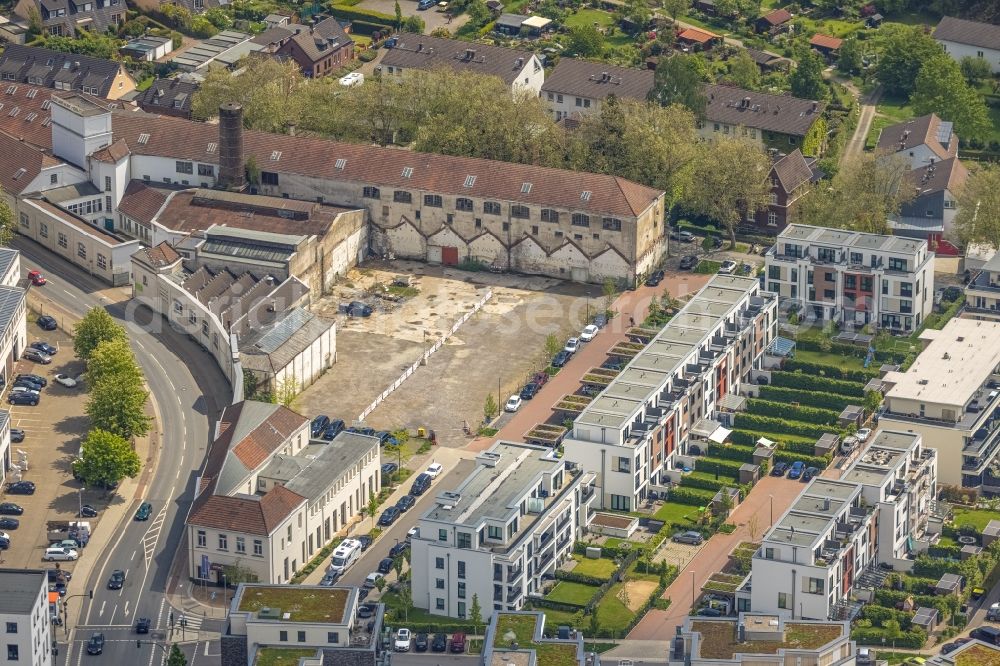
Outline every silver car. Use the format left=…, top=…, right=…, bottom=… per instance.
left=672, top=531, right=704, bottom=545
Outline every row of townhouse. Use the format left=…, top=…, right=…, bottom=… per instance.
left=745, top=430, right=938, bottom=620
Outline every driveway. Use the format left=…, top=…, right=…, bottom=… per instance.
left=628, top=474, right=812, bottom=639
left=356, top=0, right=469, bottom=33
left=842, top=83, right=883, bottom=165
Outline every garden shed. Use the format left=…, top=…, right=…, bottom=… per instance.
left=961, top=544, right=982, bottom=560
left=815, top=433, right=840, bottom=457
left=935, top=572, right=963, bottom=596
left=983, top=519, right=1000, bottom=547
left=838, top=405, right=864, bottom=429
left=738, top=463, right=759, bottom=485
left=912, top=606, right=938, bottom=632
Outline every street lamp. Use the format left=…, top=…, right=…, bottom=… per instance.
left=222, top=573, right=228, bottom=609
left=60, top=590, right=93, bottom=637
left=690, top=570, right=695, bottom=607
left=769, top=494, right=774, bottom=526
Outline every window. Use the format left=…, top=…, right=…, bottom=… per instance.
left=424, top=194, right=443, bottom=207
left=50, top=173, right=58, bottom=185
left=175, top=161, right=193, bottom=174
left=540, top=209, right=559, bottom=223
left=77, top=243, right=86, bottom=260
left=484, top=201, right=501, bottom=215
left=610, top=494, right=630, bottom=511
left=807, top=577, right=824, bottom=594
left=764, top=547, right=774, bottom=559
left=778, top=592, right=789, bottom=609
left=457, top=532, right=471, bottom=549
left=261, top=171, right=279, bottom=186
left=327, top=632, right=339, bottom=643
left=769, top=192, right=778, bottom=205
left=438, top=529, right=447, bottom=542
left=845, top=275, right=856, bottom=290
left=18, top=212, right=27, bottom=228
left=458, top=582, right=466, bottom=599
left=436, top=598, right=445, bottom=610
left=436, top=578, right=445, bottom=589
left=96, top=254, right=107, bottom=270
left=475, top=218, right=482, bottom=228
left=602, top=217, right=621, bottom=231
left=456, top=197, right=473, bottom=212
left=457, top=561, right=466, bottom=579
left=458, top=601, right=466, bottom=618
left=7, top=645, right=17, bottom=660
left=216, top=534, right=229, bottom=550
left=236, top=536, right=245, bottom=554
left=362, top=186, right=380, bottom=199
left=488, top=525, right=503, bottom=540
left=393, top=190, right=412, bottom=204
left=511, top=205, right=529, bottom=219
left=436, top=557, right=445, bottom=569
left=401, top=166, right=413, bottom=178
left=823, top=289, right=835, bottom=299
left=850, top=251, right=862, bottom=264
left=297, top=631, right=306, bottom=642
left=816, top=247, right=837, bottom=262
left=900, top=282, right=913, bottom=297
left=279, top=631, right=288, bottom=642
left=5, top=623, right=15, bottom=634
left=253, top=540, right=263, bottom=556
left=38, top=221, right=47, bottom=238
left=768, top=266, right=781, bottom=280
left=615, top=456, right=631, bottom=473
left=888, top=257, right=907, bottom=272
left=900, top=300, right=912, bottom=314
left=882, top=281, right=888, bottom=295
left=532, top=226, right=539, bottom=235
left=571, top=213, right=590, bottom=227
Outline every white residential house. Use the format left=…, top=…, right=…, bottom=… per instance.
left=0, top=569, right=53, bottom=666
left=965, top=252, right=1000, bottom=322
left=934, top=16, right=1000, bottom=74
left=410, top=441, right=597, bottom=622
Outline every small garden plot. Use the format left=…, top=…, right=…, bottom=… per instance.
left=524, top=423, right=566, bottom=447
left=546, top=581, right=601, bottom=608
left=555, top=394, right=592, bottom=414
left=615, top=579, right=659, bottom=613
left=607, top=342, right=644, bottom=359
left=952, top=506, right=1000, bottom=532
left=582, top=368, right=619, bottom=386
left=570, top=554, right=617, bottom=581
left=703, top=572, right=745, bottom=595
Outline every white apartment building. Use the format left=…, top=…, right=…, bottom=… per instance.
left=880, top=318, right=1000, bottom=490
left=934, top=16, right=1000, bottom=74
left=965, top=252, right=1000, bottom=322
left=764, top=224, right=934, bottom=333
left=410, top=441, right=597, bottom=622
left=0, top=569, right=53, bottom=666
left=539, top=59, right=654, bottom=121
left=563, top=275, right=777, bottom=511
left=223, top=584, right=385, bottom=666
left=187, top=401, right=380, bottom=585
left=0, top=249, right=27, bottom=484
left=748, top=431, right=938, bottom=620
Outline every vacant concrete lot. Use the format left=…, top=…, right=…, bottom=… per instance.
left=297, top=261, right=600, bottom=447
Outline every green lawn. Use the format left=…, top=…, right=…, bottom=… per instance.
left=564, top=8, right=615, bottom=29
left=694, top=260, right=722, bottom=274
left=953, top=507, right=1000, bottom=532
left=653, top=501, right=701, bottom=525
left=546, top=581, right=601, bottom=607
left=876, top=94, right=914, bottom=123
left=255, top=648, right=319, bottom=666
left=793, top=349, right=866, bottom=371
left=571, top=554, right=618, bottom=580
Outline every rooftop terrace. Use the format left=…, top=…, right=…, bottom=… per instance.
left=236, top=585, right=350, bottom=624
left=490, top=613, right=579, bottom=666
left=690, top=619, right=844, bottom=659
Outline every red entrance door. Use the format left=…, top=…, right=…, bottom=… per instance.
left=442, top=247, right=459, bottom=265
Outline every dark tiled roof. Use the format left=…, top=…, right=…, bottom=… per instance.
left=760, top=8, right=792, bottom=25
left=187, top=485, right=306, bottom=535
left=540, top=58, right=654, bottom=102
left=117, top=180, right=176, bottom=224
left=810, top=34, right=843, bottom=50
left=875, top=114, right=955, bottom=160
left=0, top=44, right=125, bottom=98
left=703, top=84, right=826, bottom=137
left=907, top=156, right=968, bottom=196
left=380, top=34, right=538, bottom=85
left=282, top=18, right=353, bottom=63
left=137, top=78, right=199, bottom=115
left=0, top=131, right=52, bottom=194
left=19, top=0, right=125, bottom=35
left=771, top=149, right=812, bottom=194
left=107, top=111, right=663, bottom=218
left=744, top=47, right=784, bottom=65
left=934, top=16, right=1000, bottom=51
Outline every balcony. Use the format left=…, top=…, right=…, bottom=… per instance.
left=968, top=270, right=1000, bottom=294
left=508, top=566, right=523, bottom=584
left=506, top=587, right=522, bottom=603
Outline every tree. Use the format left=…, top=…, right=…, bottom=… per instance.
left=160, top=3, right=192, bottom=31
left=273, top=373, right=298, bottom=408
left=723, top=51, right=760, bottom=90
left=469, top=594, right=483, bottom=636
left=567, top=25, right=605, bottom=57
left=190, top=16, right=219, bottom=38
left=374, top=576, right=386, bottom=593
left=648, top=54, right=708, bottom=119
left=837, top=38, right=862, bottom=76
left=685, top=139, right=771, bottom=246
left=960, top=55, right=991, bottom=84
left=910, top=55, right=991, bottom=140
left=484, top=393, right=498, bottom=421
left=544, top=333, right=561, bottom=359
left=789, top=50, right=827, bottom=101
left=167, top=644, right=187, bottom=666
left=954, top=163, right=1000, bottom=250
left=394, top=0, right=402, bottom=30
left=401, top=15, right=425, bottom=33
left=192, top=57, right=305, bottom=133
left=398, top=580, right=413, bottom=621
left=747, top=514, right=761, bottom=541
left=0, top=189, right=14, bottom=246
left=884, top=618, right=901, bottom=649
left=589, top=610, right=601, bottom=640
left=74, top=308, right=128, bottom=361
left=795, top=152, right=914, bottom=235
left=203, top=7, right=233, bottom=30
left=661, top=0, right=690, bottom=20
left=863, top=389, right=882, bottom=415
left=392, top=555, right=404, bottom=581
left=467, top=0, right=490, bottom=26
left=86, top=378, right=151, bottom=440
left=72, top=429, right=141, bottom=491
left=368, top=490, right=378, bottom=528
left=602, top=278, right=618, bottom=315
left=86, top=339, right=144, bottom=389
left=875, top=25, right=945, bottom=97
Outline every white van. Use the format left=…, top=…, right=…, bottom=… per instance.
left=328, top=538, right=362, bottom=574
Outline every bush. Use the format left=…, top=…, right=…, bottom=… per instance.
left=706, top=443, right=755, bottom=463
left=859, top=604, right=914, bottom=629
left=695, top=457, right=745, bottom=476
left=680, top=473, right=733, bottom=493
left=757, top=386, right=856, bottom=411
left=851, top=627, right=926, bottom=648
left=350, top=19, right=394, bottom=35
left=730, top=430, right=817, bottom=449
left=327, top=4, right=395, bottom=27
left=782, top=359, right=877, bottom=381
left=735, top=413, right=835, bottom=439
left=769, top=371, right=866, bottom=397
left=746, top=399, right=841, bottom=426
left=669, top=486, right=716, bottom=506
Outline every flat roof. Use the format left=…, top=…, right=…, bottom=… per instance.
left=779, top=224, right=925, bottom=255
left=689, top=618, right=846, bottom=659
left=235, top=585, right=351, bottom=623
left=764, top=479, right=861, bottom=548
left=885, top=319, right=1000, bottom=407
left=0, top=569, right=44, bottom=615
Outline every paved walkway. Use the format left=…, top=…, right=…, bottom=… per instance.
left=471, top=273, right=712, bottom=452
left=842, top=83, right=883, bottom=165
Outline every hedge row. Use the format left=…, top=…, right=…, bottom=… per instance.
left=348, top=19, right=393, bottom=35
left=859, top=604, right=915, bottom=630
left=746, top=399, right=841, bottom=426
left=795, top=337, right=906, bottom=364
left=874, top=589, right=955, bottom=617
left=555, top=569, right=609, bottom=586
left=757, top=385, right=856, bottom=411
left=730, top=429, right=817, bottom=449
left=783, top=359, right=877, bottom=382
left=779, top=439, right=821, bottom=456
left=681, top=473, right=734, bottom=493
left=695, top=456, right=745, bottom=476
left=772, top=450, right=829, bottom=467
left=706, top=442, right=755, bottom=463
left=769, top=371, right=866, bottom=397
left=669, top=486, right=717, bottom=506
left=851, top=627, right=926, bottom=648
left=735, top=413, right=834, bottom=439
left=327, top=4, right=395, bottom=25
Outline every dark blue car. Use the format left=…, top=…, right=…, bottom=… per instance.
left=410, top=473, right=432, bottom=496
left=323, top=419, right=345, bottom=440
left=311, top=415, right=330, bottom=437
left=787, top=461, right=806, bottom=480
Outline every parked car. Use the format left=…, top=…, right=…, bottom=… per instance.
left=972, top=586, right=986, bottom=600
left=375, top=431, right=395, bottom=446
left=425, top=463, right=443, bottom=478
left=431, top=633, right=447, bottom=652
left=696, top=607, right=722, bottom=617
left=357, top=535, right=373, bottom=551
left=8, top=392, right=39, bottom=406
left=323, top=419, right=345, bottom=440
left=14, top=378, right=43, bottom=391
left=44, top=547, right=78, bottom=561
left=564, top=338, right=580, bottom=354
left=30, top=341, right=57, bottom=356
left=28, top=270, right=46, bottom=286
left=363, top=572, right=384, bottom=589
left=10, top=429, right=23, bottom=443
left=679, top=255, right=698, bottom=270
left=988, top=602, right=1000, bottom=621
left=36, top=315, right=57, bottom=331
left=0, top=518, right=18, bottom=530
left=311, top=415, right=330, bottom=437
left=79, top=504, right=98, bottom=518
left=802, top=466, right=820, bottom=482
left=135, top=618, right=150, bottom=634
left=645, top=270, right=665, bottom=287
left=378, top=506, right=401, bottom=527
left=671, top=229, right=695, bottom=243
left=389, top=541, right=408, bottom=558
left=840, top=436, right=859, bottom=455
left=856, top=647, right=875, bottom=665
left=771, top=462, right=789, bottom=477
left=719, top=260, right=738, bottom=274
left=319, top=571, right=340, bottom=586
left=346, top=301, right=373, bottom=317
left=505, top=395, right=523, bottom=412
left=551, top=350, right=571, bottom=367
left=414, top=632, right=429, bottom=652
left=378, top=557, right=394, bottom=574
left=7, top=481, right=34, bottom=495
left=450, top=632, right=466, bottom=653
left=381, top=463, right=398, bottom=477
left=417, top=0, right=435, bottom=8
left=406, top=526, right=419, bottom=541
left=357, top=604, right=375, bottom=619
left=54, top=374, right=78, bottom=388
left=0, top=503, right=22, bottom=515
left=396, top=494, right=416, bottom=512
left=530, top=372, right=548, bottom=388
left=672, top=531, right=704, bottom=545
left=592, top=313, right=608, bottom=328
left=580, top=324, right=599, bottom=342
left=410, top=473, right=432, bottom=496
left=86, top=632, right=105, bottom=655
left=21, top=349, right=51, bottom=364
left=787, top=461, right=806, bottom=480
left=107, top=570, right=126, bottom=590
left=339, top=72, right=364, bottom=87
left=519, top=382, right=539, bottom=400
left=395, top=628, right=412, bottom=652
left=856, top=428, right=872, bottom=442
left=134, top=502, right=152, bottom=521
left=15, top=374, right=46, bottom=387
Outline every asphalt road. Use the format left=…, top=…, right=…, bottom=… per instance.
left=12, top=239, right=230, bottom=666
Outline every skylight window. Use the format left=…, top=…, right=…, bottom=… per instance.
left=137, top=133, right=150, bottom=145
left=580, top=191, right=592, bottom=202
left=206, top=142, right=217, bottom=154
left=401, top=167, right=413, bottom=178
left=26, top=89, right=37, bottom=99
left=521, top=182, right=532, bottom=194
left=335, top=158, right=346, bottom=169
left=270, top=150, right=281, bottom=161
left=464, top=175, right=476, bottom=188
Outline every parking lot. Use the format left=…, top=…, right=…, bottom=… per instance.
left=355, top=0, right=468, bottom=34
left=0, top=317, right=115, bottom=574
left=300, top=261, right=596, bottom=447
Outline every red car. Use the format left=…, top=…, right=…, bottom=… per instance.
left=27, top=270, right=46, bottom=286
left=531, top=372, right=548, bottom=388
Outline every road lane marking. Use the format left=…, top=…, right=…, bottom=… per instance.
left=98, top=601, right=105, bottom=617
left=124, top=600, right=129, bottom=617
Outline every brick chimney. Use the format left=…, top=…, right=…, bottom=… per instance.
left=218, top=103, right=245, bottom=190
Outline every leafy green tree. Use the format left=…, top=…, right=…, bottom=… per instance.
left=72, top=429, right=141, bottom=491
left=401, top=15, right=424, bottom=33
left=567, top=25, right=605, bottom=57
left=484, top=393, right=498, bottom=421
left=467, top=0, right=490, bottom=25
left=544, top=333, right=562, bottom=359
left=876, top=25, right=944, bottom=97
left=661, top=0, right=690, bottom=20
left=41, top=33, right=123, bottom=60
left=789, top=50, right=827, bottom=100
left=398, top=579, right=413, bottom=621
left=192, top=56, right=305, bottom=133
left=74, top=308, right=128, bottom=361
left=86, top=339, right=144, bottom=389
left=648, top=54, right=708, bottom=119
left=394, top=0, right=402, bottom=30
left=203, top=8, right=233, bottom=30
left=686, top=139, right=771, bottom=246
left=469, top=594, right=483, bottom=636
left=86, top=378, right=151, bottom=440
left=160, top=3, right=192, bottom=31
left=723, top=51, right=760, bottom=90
left=602, top=278, right=618, bottom=315
left=368, top=490, right=378, bottom=528
left=954, top=163, right=1000, bottom=250
left=167, top=644, right=187, bottom=666
left=190, top=16, right=219, bottom=38
left=273, top=373, right=298, bottom=408
left=374, top=576, right=386, bottom=593
left=837, top=38, right=862, bottom=76
left=0, top=188, right=14, bottom=245
left=960, top=55, right=991, bottom=84
left=910, top=55, right=991, bottom=140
